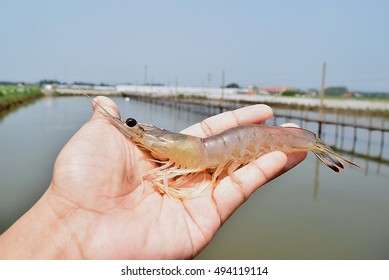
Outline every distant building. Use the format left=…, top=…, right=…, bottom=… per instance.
left=304, top=90, right=318, bottom=96
left=342, top=92, right=362, bottom=98
left=248, top=86, right=291, bottom=95
left=261, top=87, right=290, bottom=94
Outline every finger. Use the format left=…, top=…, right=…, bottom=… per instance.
left=90, top=96, right=121, bottom=121
left=283, top=151, right=307, bottom=172
left=181, top=104, right=273, bottom=137
left=213, top=151, right=288, bottom=222
left=280, top=122, right=299, bottom=128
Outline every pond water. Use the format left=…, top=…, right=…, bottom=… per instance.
left=0, top=96, right=388, bottom=259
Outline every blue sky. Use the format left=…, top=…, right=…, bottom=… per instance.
left=1, top=0, right=388, bottom=91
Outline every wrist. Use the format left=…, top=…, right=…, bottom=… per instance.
left=0, top=191, right=82, bottom=259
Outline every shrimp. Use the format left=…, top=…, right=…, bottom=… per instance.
left=92, top=99, right=360, bottom=198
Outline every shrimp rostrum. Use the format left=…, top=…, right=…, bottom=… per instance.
left=94, top=101, right=359, bottom=198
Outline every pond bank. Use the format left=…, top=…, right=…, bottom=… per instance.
left=0, top=86, right=43, bottom=113
left=122, top=92, right=389, bottom=118
left=52, top=85, right=389, bottom=118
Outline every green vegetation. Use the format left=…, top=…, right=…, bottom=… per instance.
left=325, top=86, right=349, bottom=97
left=0, top=85, right=43, bottom=112
left=281, top=89, right=303, bottom=97
left=225, top=83, right=240, bottom=88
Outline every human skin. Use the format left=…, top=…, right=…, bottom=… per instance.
left=0, top=96, right=306, bottom=259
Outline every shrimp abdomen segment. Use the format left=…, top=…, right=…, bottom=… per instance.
left=203, top=125, right=269, bottom=168
left=202, top=124, right=359, bottom=173
left=202, top=125, right=313, bottom=167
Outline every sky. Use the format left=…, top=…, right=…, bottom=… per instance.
left=1, top=0, right=389, bottom=91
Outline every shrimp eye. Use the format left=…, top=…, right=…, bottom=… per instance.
left=126, top=118, right=137, bottom=127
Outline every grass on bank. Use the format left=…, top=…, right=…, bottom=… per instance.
left=0, top=85, right=43, bottom=111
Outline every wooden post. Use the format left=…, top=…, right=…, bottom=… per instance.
left=379, top=131, right=385, bottom=159
left=318, top=62, right=326, bottom=137
left=335, top=110, right=339, bottom=147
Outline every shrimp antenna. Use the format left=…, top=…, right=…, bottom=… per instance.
left=72, top=82, right=100, bottom=109
left=72, top=82, right=93, bottom=101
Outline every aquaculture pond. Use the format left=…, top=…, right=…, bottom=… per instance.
left=0, top=96, right=388, bottom=259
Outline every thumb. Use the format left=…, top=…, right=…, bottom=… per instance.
left=90, top=96, right=121, bottom=121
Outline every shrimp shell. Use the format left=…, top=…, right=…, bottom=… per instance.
left=91, top=98, right=360, bottom=198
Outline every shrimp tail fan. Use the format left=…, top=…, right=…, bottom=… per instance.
left=311, top=139, right=360, bottom=172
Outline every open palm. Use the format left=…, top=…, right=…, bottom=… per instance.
left=46, top=96, right=306, bottom=259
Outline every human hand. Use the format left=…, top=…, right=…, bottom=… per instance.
left=0, top=96, right=306, bottom=259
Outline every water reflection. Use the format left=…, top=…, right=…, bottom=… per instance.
left=313, top=158, right=320, bottom=200
left=0, top=96, right=388, bottom=259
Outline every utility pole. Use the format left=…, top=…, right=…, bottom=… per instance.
left=144, top=65, right=148, bottom=85
left=319, top=62, right=326, bottom=137
left=175, top=76, right=178, bottom=96
left=64, top=67, right=68, bottom=85
left=221, top=70, right=225, bottom=100
left=207, top=73, right=212, bottom=88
